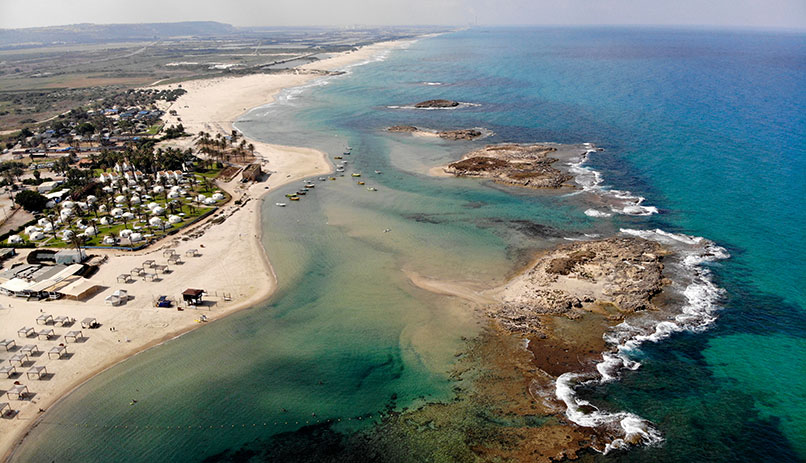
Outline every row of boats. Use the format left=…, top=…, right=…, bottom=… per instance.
left=275, top=147, right=378, bottom=207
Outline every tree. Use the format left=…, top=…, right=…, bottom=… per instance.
left=14, top=190, right=48, bottom=212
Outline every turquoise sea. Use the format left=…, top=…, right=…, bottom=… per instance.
left=12, top=28, right=805, bottom=462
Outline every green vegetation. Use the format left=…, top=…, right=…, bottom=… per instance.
left=14, top=189, right=48, bottom=212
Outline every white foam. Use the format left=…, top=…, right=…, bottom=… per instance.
left=566, top=149, right=659, bottom=216
left=585, top=208, right=613, bottom=218
left=555, top=228, right=728, bottom=453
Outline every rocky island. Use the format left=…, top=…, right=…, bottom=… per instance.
left=387, top=125, right=486, bottom=140
left=440, top=143, right=576, bottom=189
left=413, top=99, right=460, bottom=108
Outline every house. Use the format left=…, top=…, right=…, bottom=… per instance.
left=241, top=164, right=263, bottom=182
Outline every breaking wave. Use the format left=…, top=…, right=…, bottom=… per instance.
left=568, top=144, right=659, bottom=216
left=555, top=228, right=728, bottom=453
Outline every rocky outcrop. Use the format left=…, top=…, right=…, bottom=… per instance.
left=414, top=99, right=460, bottom=108
left=491, top=237, right=669, bottom=334
left=387, top=125, right=485, bottom=140
left=438, top=129, right=483, bottom=140
left=387, top=125, right=418, bottom=133
left=444, top=144, right=574, bottom=189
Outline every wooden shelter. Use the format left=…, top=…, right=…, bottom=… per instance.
left=65, top=330, right=83, bottom=342
left=26, top=365, right=46, bottom=380
left=7, top=384, right=28, bottom=400
left=48, top=345, right=68, bottom=359
left=182, top=288, right=204, bottom=305
left=20, top=345, right=38, bottom=356
left=0, top=339, right=15, bottom=351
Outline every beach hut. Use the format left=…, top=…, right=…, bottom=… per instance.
left=212, top=192, right=225, bottom=201
left=119, top=229, right=132, bottom=239
left=182, top=288, right=204, bottom=306
left=129, top=232, right=143, bottom=242
left=153, top=185, right=165, bottom=194
left=122, top=212, right=135, bottom=221
left=151, top=206, right=165, bottom=215
left=131, top=195, right=141, bottom=205
left=30, top=231, right=45, bottom=241
left=204, top=198, right=217, bottom=205
left=104, top=236, right=116, bottom=245
left=85, top=226, right=97, bottom=237
left=98, top=204, right=107, bottom=213
left=100, top=216, right=111, bottom=225
left=61, top=229, right=74, bottom=241
left=7, top=235, right=22, bottom=244
left=87, top=195, right=98, bottom=204
left=115, top=195, right=126, bottom=203
left=168, top=215, right=182, bottom=224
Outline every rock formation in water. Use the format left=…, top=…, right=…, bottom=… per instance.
left=387, top=125, right=485, bottom=140
left=413, top=99, right=460, bottom=108
left=443, top=143, right=574, bottom=189
left=492, top=236, right=669, bottom=334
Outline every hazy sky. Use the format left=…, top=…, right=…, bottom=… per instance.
left=1, top=0, right=804, bottom=30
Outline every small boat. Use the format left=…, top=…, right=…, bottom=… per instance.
left=374, top=170, right=382, bottom=174
left=343, top=151, right=351, bottom=155
left=305, top=183, right=315, bottom=188
left=296, top=191, right=306, bottom=195
left=289, top=196, right=300, bottom=201
left=367, top=187, right=377, bottom=191
left=319, top=177, right=327, bottom=181
left=329, top=177, right=337, bottom=180
left=334, top=156, right=343, bottom=160
left=300, top=187, right=309, bottom=192
left=285, top=193, right=296, bottom=198
left=336, top=167, right=344, bottom=172
left=275, top=202, right=286, bottom=207
left=351, top=173, right=361, bottom=177
left=357, top=181, right=365, bottom=185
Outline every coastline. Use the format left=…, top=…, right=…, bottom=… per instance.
left=1, top=38, right=417, bottom=462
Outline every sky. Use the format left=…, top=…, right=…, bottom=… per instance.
left=1, top=0, right=804, bottom=31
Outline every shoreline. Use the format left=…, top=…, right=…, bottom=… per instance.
left=2, top=37, right=418, bottom=462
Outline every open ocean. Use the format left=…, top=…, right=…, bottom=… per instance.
left=13, top=27, right=805, bottom=462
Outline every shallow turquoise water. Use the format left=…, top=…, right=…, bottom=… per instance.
left=13, top=28, right=805, bottom=462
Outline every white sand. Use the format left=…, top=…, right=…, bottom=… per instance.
left=0, top=38, right=415, bottom=459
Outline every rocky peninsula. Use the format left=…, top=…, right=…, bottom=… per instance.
left=387, top=125, right=486, bottom=140
left=491, top=236, right=669, bottom=334
left=440, top=143, right=576, bottom=189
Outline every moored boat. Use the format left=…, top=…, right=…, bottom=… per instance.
left=275, top=202, right=286, bottom=207
left=351, top=173, right=361, bottom=177
left=289, top=196, right=300, bottom=201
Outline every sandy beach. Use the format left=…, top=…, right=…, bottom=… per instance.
left=0, top=37, right=417, bottom=460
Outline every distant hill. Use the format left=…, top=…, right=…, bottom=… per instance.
left=0, top=21, right=238, bottom=47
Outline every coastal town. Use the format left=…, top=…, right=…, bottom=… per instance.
left=0, top=26, right=416, bottom=457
